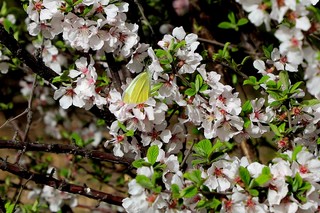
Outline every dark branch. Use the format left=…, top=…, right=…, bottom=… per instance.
left=0, top=196, right=5, bottom=213
left=0, top=140, right=133, bottom=165
left=0, top=25, right=59, bottom=85
left=0, top=159, right=125, bottom=206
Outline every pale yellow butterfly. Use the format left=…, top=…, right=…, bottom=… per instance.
left=123, top=71, right=151, bottom=104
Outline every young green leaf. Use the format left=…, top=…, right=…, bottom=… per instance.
left=136, top=175, right=154, bottom=190
left=239, top=166, right=251, bottom=187
left=147, top=145, right=159, bottom=165
left=184, top=170, right=202, bottom=185
left=218, top=22, right=236, bottom=30
left=269, top=124, right=282, bottom=137
left=279, top=71, right=289, bottom=90
left=132, top=159, right=146, bottom=168
left=237, top=18, right=248, bottom=26
left=171, top=184, right=180, bottom=199
left=180, top=185, right=198, bottom=198
left=228, top=12, right=236, bottom=23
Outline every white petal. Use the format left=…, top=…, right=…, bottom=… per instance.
left=172, top=26, right=186, bottom=40
left=59, top=95, right=72, bottom=109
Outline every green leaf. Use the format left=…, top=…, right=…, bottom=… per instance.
left=279, top=71, right=290, bottom=90
left=209, top=198, right=221, bottom=210
left=296, top=194, right=307, bottom=203
left=194, top=139, right=212, bottom=157
left=82, top=5, right=93, bottom=16
left=171, top=184, right=180, bottom=199
left=96, top=119, right=106, bottom=126
left=118, top=121, right=128, bottom=132
left=292, top=145, right=302, bottom=161
left=211, top=140, right=224, bottom=151
left=269, top=100, right=282, bottom=108
left=243, top=76, right=257, bottom=86
left=299, top=182, right=311, bottom=192
left=254, top=167, right=272, bottom=186
left=195, top=74, right=203, bottom=92
left=125, top=129, right=135, bottom=137
left=239, top=166, right=251, bottom=187
left=270, top=124, right=282, bottom=137
left=243, top=118, right=251, bottom=129
left=301, top=99, right=320, bottom=107
left=151, top=82, right=163, bottom=94
left=132, top=159, right=145, bottom=168
left=196, top=199, right=207, bottom=208
left=278, top=122, right=286, bottom=134
left=147, top=145, right=159, bottom=165
left=289, top=81, right=303, bottom=93
left=248, top=189, right=259, bottom=197
left=184, top=170, right=202, bottom=185
left=292, top=173, right=303, bottom=192
left=65, top=0, right=73, bottom=5
left=259, top=75, right=271, bottom=84
left=71, top=132, right=84, bottom=147
left=52, top=70, right=70, bottom=83
left=136, top=175, right=154, bottom=189
left=174, top=40, right=186, bottom=51
left=227, top=12, right=236, bottom=23
left=180, top=185, right=198, bottom=198
left=0, top=1, right=7, bottom=16
left=185, top=88, right=196, bottom=96
left=3, top=19, right=13, bottom=32
left=237, top=18, right=248, bottom=26
left=5, top=201, right=15, bottom=213
left=192, top=159, right=207, bottom=166
left=73, top=0, right=83, bottom=6
left=262, top=44, right=273, bottom=59
left=218, top=22, right=236, bottom=29
left=199, top=84, right=208, bottom=92
left=241, top=56, right=251, bottom=65
left=242, top=100, right=253, bottom=114
left=31, top=199, right=39, bottom=212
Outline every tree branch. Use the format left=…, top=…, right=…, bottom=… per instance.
left=0, top=25, right=59, bottom=85
left=0, top=140, right=133, bottom=165
left=0, top=159, right=125, bottom=206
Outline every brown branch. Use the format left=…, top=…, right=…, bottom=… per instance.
left=0, top=25, right=59, bottom=85
left=0, top=140, right=133, bottom=165
left=0, top=159, right=125, bottom=206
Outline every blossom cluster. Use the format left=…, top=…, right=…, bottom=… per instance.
left=123, top=145, right=320, bottom=212
left=236, top=0, right=320, bottom=98
left=25, top=0, right=139, bottom=109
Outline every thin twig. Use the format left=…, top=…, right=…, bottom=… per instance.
left=180, top=140, right=196, bottom=169
left=0, top=140, right=133, bottom=165
left=0, top=109, right=28, bottom=129
left=9, top=120, right=25, bottom=141
left=134, top=0, right=155, bottom=35
left=12, top=175, right=33, bottom=211
left=0, top=159, right=125, bottom=206
left=22, top=76, right=37, bottom=142
left=198, top=37, right=235, bottom=49
left=240, top=140, right=255, bottom=164
left=15, top=76, right=37, bottom=164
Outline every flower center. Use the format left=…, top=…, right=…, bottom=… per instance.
left=291, top=37, right=300, bottom=48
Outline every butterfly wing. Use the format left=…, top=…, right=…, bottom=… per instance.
left=123, top=72, right=150, bottom=104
